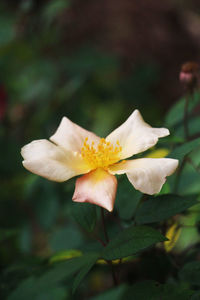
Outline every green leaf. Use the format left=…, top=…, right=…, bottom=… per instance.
left=174, top=116, right=200, bottom=139
left=43, top=0, right=70, bottom=25
left=0, top=228, right=18, bottom=242
left=72, top=254, right=98, bottom=293
left=35, top=287, right=68, bottom=300
left=121, top=280, right=162, bottom=300
left=191, top=292, right=200, bottom=300
left=121, top=281, right=193, bottom=300
left=0, top=16, right=16, bottom=47
left=49, top=224, right=84, bottom=252
left=170, top=137, right=200, bottom=162
left=165, top=91, right=200, bottom=127
left=90, top=284, right=127, bottom=300
left=7, top=277, right=37, bottom=300
left=179, top=261, right=200, bottom=286
left=39, top=253, right=99, bottom=287
left=71, top=202, right=96, bottom=232
left=49, top=249, right=82, bottom=264
left=161, top=283, right=194, bottom=300
left=8, top=253, right=99, bottom=299
left=101, top=226, right=167, bottom=260
left=115, top=176, right=141, bottom=220
left=135, top=194, right=198, bottom=224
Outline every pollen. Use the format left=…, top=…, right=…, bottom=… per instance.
left=81, top=137, right=122, bottom=169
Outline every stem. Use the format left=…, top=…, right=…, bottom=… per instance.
left=184, top=93, right=189, bottom=140
left=174, top=87, right=194, bottom=192
left=110, top=263, right=118, bottom=286
left=93, top=234, right=106, bottom=247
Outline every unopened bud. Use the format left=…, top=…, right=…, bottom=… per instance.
left=179, top=62, right=199, bottom=90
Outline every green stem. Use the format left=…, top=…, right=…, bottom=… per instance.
left=184, top=93, right=189, bottom=140
left=110, top=262, right=118, bottom=286
left=174, top=88, right=194, bottom=192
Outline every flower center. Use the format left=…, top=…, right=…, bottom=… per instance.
left=81, top=137, right=122, bottom=170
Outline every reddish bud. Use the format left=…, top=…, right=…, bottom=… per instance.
left=179, top=62, right=199, bottom=90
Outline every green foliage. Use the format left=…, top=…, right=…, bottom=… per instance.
left=179, top=261, right=200, bottom=286
left=72, top=255, right=98, bottom=293
left=165, top=91, right=200, bottom=127
left=101, top=226, right=167, bottom=260
left=71, top=202, right=97, bottom=232
left=1, top=1, right=200, bottom=298
left=49, top=224, right=84, bottom=252
left=122, top=281, right=162, bottom=300
left=98, top=281, right=193, bottom=300
left=115, top=176, right=142, bottom=220
left=135, top=194, right=198, bottom=224
left=0, top=15, right=16, bottom=46
left=8, top=253, right=99, bottom=299
left=170, top=137, right=200, bottom=162
left=191, top=292, right=200, bottom=299
left=8, top=278, right=68, bottom=300
left=90, top=285, right=127, bottom=300
left=49, top=249, right=82, bottom=264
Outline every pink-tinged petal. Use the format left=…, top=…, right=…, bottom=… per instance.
left=106, top=110, right=169, bottom=159
left=50, top=117, right=100, bottom=153
left=72, top=168, right=117, bottom=212
left=108, top=158, right=178, bottom=195
left=21, top=139, right=90, bottom=182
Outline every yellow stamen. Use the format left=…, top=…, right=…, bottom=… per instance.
left=81, top=137, right=122, bottom=170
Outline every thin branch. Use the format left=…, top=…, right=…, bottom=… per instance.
left=184, top=93, right=190, bottom=140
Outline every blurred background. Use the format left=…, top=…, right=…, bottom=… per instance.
left=1, top=0, right=200, bottom=299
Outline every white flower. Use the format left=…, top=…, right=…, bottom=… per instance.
left=21, top=110, right=178, bottom=212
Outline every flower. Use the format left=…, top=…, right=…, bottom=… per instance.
left=21, top=110, right=178, bottom=212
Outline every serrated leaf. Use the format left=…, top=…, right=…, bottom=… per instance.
left=71, top=202, right=97, bottom=232
left=179, top=261, right=200, bottom=286
left=170, top=138, right=200, bottom=162
left=135, top=194, right=198, bottom=224
left=101, top=226, right=167, bottom=260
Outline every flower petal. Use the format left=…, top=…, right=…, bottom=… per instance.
left=108, top=158, right=178, bottom=195
left=72, top=168, right=117, bottom=212
left=50, top=117, right=100, bottom=153
left=21, top=139, right=90, bottom=182
left=106, top=110, right=169, bottom=159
